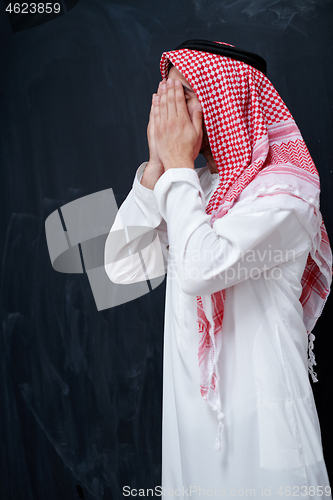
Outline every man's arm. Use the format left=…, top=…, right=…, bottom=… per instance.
left=104, top=162, right=168, bottom=285
left=153, top=170, right=311, bottom=295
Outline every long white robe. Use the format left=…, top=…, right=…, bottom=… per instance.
left=105, top=163, right=331, bottom=499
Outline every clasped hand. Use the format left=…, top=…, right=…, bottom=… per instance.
left=148, top=78, right=203, bottom=172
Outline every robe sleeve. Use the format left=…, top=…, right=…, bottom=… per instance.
left=104, top=162, right=169, bottom=284
left=153, top=168, right=312, bottom=296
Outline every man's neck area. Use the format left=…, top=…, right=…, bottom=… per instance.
left=202, top=149, right=219, bottom=174
left=200, top=130, right=219, bottom=174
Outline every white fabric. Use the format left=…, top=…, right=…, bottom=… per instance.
left=105, top=163, right=331, bottom=499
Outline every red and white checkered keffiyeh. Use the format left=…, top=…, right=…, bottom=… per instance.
left=160, top=43, right=332, bottom=450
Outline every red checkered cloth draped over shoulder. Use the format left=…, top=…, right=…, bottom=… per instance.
left=160, top=42, right=332, bottom=451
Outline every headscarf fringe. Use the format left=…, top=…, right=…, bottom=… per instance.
left=308, top=332, right=318, bottom=383
left=214, top=410, right=225, bottom=451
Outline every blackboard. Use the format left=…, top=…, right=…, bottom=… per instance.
left=1, top=1, right=332, bottom=499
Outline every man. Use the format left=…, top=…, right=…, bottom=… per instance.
left=105, top=40, right=332, bottom=497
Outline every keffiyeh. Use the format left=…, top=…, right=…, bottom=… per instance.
left=160, top=41, right=332, bottom=450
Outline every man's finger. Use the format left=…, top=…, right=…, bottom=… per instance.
left=157, top=79, right=165, bottom=96
left=192, top=103, right=203, bottom=136
left=166, top=78, right=177, bottom=119
left=148, top=94, right=155, bottom=129
left=153, top=93, right=161, bottom=128
left=159, top=82, right=168, bottom=121
left=174, top=80, right=190, bottom=120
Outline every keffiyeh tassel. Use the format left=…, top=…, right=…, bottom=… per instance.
left=198, top=293, right=225, bottom=450
left=214, top=410, right=225, bottom=451
left=308, top=333, right=318, bottom=383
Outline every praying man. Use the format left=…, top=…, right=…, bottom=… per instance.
left=104, top=40, right=332, bottom=498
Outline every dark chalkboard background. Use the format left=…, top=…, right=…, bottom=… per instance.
left=1, top=1, right=332, bottom=499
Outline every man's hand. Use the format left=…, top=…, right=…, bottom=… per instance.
left=153, top=77, right=203, bottom=171
left=141, top=81, right=166, bottom=190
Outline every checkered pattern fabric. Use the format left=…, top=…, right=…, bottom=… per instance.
left=160, top=43, right=332, bottom=450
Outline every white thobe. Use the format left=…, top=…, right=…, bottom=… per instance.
left=105, top=163, right=331, bottom=499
